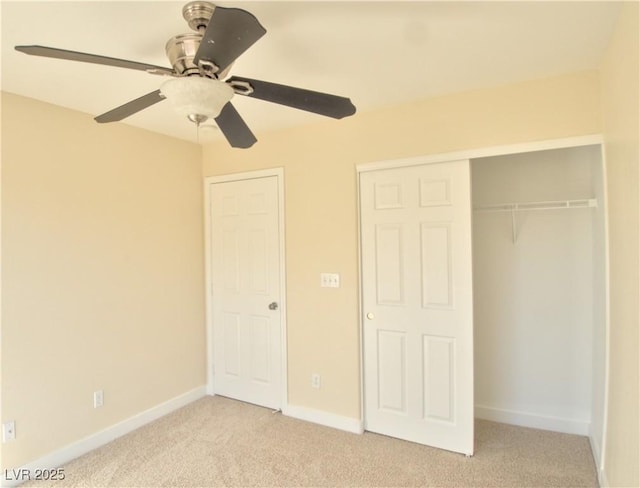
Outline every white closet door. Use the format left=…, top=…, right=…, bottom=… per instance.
left=360, top=160, right=474, bottom=455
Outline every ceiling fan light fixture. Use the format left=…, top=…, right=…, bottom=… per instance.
left=15, top=2, right=355, bottom=148
left=160, top=76, right=234, bottom=123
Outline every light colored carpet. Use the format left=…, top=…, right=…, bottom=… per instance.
left=25, top=396, right=598, bottom=487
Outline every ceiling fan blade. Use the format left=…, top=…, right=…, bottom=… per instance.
left=95, top=90, right=165, bottom=123
left=227, top=76, right=356, bottom=119
left=214, top=102, right=257, bottom=148
left=15, top=45, right=174, bottom=75
left=194, top=7, right=266, bottom=75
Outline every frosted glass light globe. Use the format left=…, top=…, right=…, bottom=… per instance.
left=161, top=77, right=234, bottom=122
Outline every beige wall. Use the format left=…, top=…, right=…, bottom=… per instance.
left=202, top=70, right=602, bottom=419
left=1, top=93, right=206, bottom=469
left=599, top=3, right=640, bottom=487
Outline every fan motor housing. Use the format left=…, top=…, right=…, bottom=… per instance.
left=165, top=33, right=203, bottom=77
left=165, top=33, right=232, bottom=78
left=167, top=2, right=232, bottom=78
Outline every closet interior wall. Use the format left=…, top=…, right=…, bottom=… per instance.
left=471, top=145, right=606, bottom=441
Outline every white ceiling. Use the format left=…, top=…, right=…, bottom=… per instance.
left=1, top=1, right=622, bottom=145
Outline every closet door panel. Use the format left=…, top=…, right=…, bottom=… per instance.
left=361, top=160, right=474, bottom=455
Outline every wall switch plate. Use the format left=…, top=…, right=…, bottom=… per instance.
left=311, top=373, right=321, bottom=389
left=93, top=390, right=104, bottom=408
left=320, top=273, right=340, bottom=288
left=2, top=421, right=16, bottom=442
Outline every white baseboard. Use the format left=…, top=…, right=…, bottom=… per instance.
left=2, top=386, right=207, bottom=488
left=588, top=433, right=603, bottom=481
left=475, top=405, right=590, bottom=436
left=599, top=467, right=609, bottom=487
left=282, top=404, right=364, bottom=435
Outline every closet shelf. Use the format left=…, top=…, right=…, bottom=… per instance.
left=473, top=198, right=598, bottom=213
left=473, top=198, right=598, bottom=243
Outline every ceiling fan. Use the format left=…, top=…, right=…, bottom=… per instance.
left=15, top=1, right=356, bottom=148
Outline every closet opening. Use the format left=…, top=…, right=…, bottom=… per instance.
left=470, top=144, right=607, bottom=462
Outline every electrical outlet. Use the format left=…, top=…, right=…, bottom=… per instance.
left=311, top=373, right=321, bottom=389
left=93, top=390, right=104, bottom=408
left=2, top=421, right=16, bottom=442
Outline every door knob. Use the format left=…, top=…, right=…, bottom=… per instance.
left=366, top=312, right=375, bottom=320
left=268, top=302, right=279, bottom=310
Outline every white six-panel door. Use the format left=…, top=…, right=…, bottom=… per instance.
left=208, top=174, right=283, bottom=409
left=360, top=160, right=474, bottom=455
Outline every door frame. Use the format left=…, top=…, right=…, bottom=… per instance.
left=204, top=167, right=288, bottom=409
left=356, top=134, right=609, bottom=467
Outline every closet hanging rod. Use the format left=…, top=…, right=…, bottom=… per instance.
left=473, top=198, right=598, bottom=213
